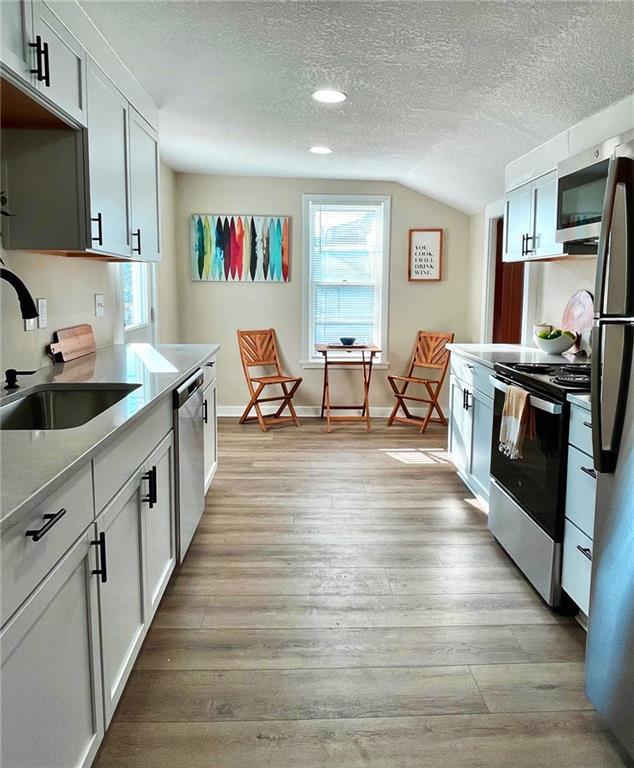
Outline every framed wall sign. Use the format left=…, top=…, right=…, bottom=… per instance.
left=408, top=228, right=443, bottom=281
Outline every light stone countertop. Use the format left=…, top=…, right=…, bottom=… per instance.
left=446, top=343, right=586, bottom=369
left=567, top=392, right=591, bottom=410
left=0, top=343, right=220, bottom=529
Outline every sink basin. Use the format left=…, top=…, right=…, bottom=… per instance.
left=0, top=384, right=141, bottom=430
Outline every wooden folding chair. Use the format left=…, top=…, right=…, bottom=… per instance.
left=237, top=328, right=302, bottom=432
left=387, top=330, right=454, bottom=433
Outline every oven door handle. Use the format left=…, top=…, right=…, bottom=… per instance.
left=489, top=376, right=562, bottom=415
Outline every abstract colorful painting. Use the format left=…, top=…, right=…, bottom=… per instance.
left=191, top=214, right=290, bottom=282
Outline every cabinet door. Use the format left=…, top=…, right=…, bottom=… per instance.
left=143, top=433, right=176, bottom=618
left=96, top=471, right=146, bottom=726
left=1, top=529, right=104, bottom=768
left=470, top=390, right=493, bottom=501
left=32, top=0, right=86, bottom=125
left=449, top=376, right=471, bottom=476
left=86, top=58, right=130, bottom=257
left=503, top=182, right=532, bottom=262
left=0, top=0, right=35, bottom=85
left=129, top=108, right=161, bottom=262
left=532, top=170, right=564, bottom=259
left=203, top=378, right=218, bottom=493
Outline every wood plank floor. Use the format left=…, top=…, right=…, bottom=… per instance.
left=94, top=419, right=628, bottom=767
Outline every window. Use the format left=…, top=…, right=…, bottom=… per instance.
left=122, top=262, right=148, bottom=329
left=303, top=194, right=390, bottom=363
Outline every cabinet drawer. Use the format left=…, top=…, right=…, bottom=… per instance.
left=451, top=355, right=475, bottom=386
left=562, top=520, right=593, bottom=615
left=203, top=356, right=217, bottom=388
left=565, top=445, right=597, bottom=538
left=1, top=463, right=94, bottom=626
left=473, top=364, right=494, bottom=399
left=93, top=396, right=171, bottom=512
left=569, top=404, right=593, bottom=456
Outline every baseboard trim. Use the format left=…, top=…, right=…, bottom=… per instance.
left=218, top=405, right=431, bottom=418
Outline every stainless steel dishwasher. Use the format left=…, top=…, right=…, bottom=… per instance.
left=173, top=369, right=205, bottom=562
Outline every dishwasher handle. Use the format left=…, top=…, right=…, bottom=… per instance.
left=174, top=370, right=204, bottom=409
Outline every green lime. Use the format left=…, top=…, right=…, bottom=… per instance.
left=562, top=330, right=575, bottom=339
left=536, top=331, right=551, bottom=339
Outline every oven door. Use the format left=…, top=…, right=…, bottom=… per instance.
left=489, top=376, right=566, bottom=540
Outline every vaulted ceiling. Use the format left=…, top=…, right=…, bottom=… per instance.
left=80, top=0, right=633, bottom=212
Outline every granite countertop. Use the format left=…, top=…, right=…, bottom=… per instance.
left=446, top=343, right=586, bottom=369
left=0, top=343, right=220, bottom=529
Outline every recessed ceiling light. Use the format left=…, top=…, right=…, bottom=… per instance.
left=309, top=146, right=333, bottom=154
left=312, top=89, right=347, bottom=104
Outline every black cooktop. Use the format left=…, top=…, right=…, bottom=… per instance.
left=494, top=359, right=592, bottom=398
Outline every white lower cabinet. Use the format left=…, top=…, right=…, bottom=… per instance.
left=0, top=528, right=104, bottom=768
left=448, top=357, right=494, bottom=503
left=143, top=433, right=176, bottom=617
left=470, top=388, right=493, bottom=499
left=96, top=468, right=147, bottom=726
left=96, top=430, right=175, bottom=726
left=203, top=376, right=218, bottom=492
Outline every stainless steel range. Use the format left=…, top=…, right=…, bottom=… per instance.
left=487, top=358, right=591, bottom=607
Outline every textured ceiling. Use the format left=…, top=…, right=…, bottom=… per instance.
left=80, top=1, right=633, bottom=212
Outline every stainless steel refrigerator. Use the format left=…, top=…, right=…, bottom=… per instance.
left=586, top=140, right=634, bottom=758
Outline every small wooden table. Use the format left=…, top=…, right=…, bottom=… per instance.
left=316, top=344, right=381, bottom=432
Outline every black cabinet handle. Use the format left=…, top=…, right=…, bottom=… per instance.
left=25, top=508, right=66, bottom=541
left=203, top=399, right=208, bottom=424
left=521, top=233, right=526, bottom=257
left=581, top=466, right=597, bottom=479
left=29, top=35, right=44, bottom=81
left=466, top=391, right=472, bottom=411
left=462, top=388, right=467, bottom=410
left=142, top=466, right=157, bottom=508
left=132, top=228, right=142, bottom=255
left=205, top=361, right=215, bottom=368
left=576, top=545, right=592, bottom=562
left=525, top=234, right=535, bottom=254
left=41, top=40, right=50, bottom=87
left=91, top=532, right=108, bottom=583
left=583, top=421, right=592, bottom=429
left=91, top=213, right=103, bottom=246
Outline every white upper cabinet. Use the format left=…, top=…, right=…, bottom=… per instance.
left=32, top=0, right=86, bottom=125
left=503, top=171, right=563, bottom=262
left=86, top=59, right=130, bottom=257
left=129, top=108, right=161, bottom=262
left=0, top=0, right=35, bottom=85
left=503, top=183, right=533, bottom=262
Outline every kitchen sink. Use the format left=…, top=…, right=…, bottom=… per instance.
left=0, top=384, right=141, bottom=430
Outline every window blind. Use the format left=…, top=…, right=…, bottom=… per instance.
left=307, top=198, right=388, bottom=359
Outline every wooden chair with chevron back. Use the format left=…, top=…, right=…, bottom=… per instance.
left=237, top=328, right=303, bottom=432
left=387, top=330, right=454, bottom=433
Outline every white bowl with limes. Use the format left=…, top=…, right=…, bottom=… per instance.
left=534, top=329, right=576, bottom=354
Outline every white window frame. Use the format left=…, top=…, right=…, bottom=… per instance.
left=301, top=193, right=391, bottom=368
left=115, top=261, right=157, bottom=343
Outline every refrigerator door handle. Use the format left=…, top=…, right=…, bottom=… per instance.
left=592, top=322, right=633, bottom=473
left=594, top=156, right=633, bottom=318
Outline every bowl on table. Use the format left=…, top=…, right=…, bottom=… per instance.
left=533, top=332, right=575, bottom=355
left=339, top=337, right=356, bottom=346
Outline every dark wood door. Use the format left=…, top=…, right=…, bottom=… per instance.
left=492, top=218, right=524, bottom=343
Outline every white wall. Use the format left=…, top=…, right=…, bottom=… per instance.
left=0, top=249, right=117, bottom=370
left=534, top=258, right=597, bottom=326
left=170, top=174, right=471, bottom=410
left=156, top=163, right=180, bottom=343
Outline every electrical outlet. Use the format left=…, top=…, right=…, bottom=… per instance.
left=94, top=294, right=105, bottom=317
left=37, top=298, right=47, bottom=329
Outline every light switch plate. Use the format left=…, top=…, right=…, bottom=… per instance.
left=37, top=298, right=47, bottom=329
left=94, top=294, right=105, bottom=317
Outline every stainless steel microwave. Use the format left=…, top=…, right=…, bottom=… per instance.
left=556, top=129, right=634, bottom=244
